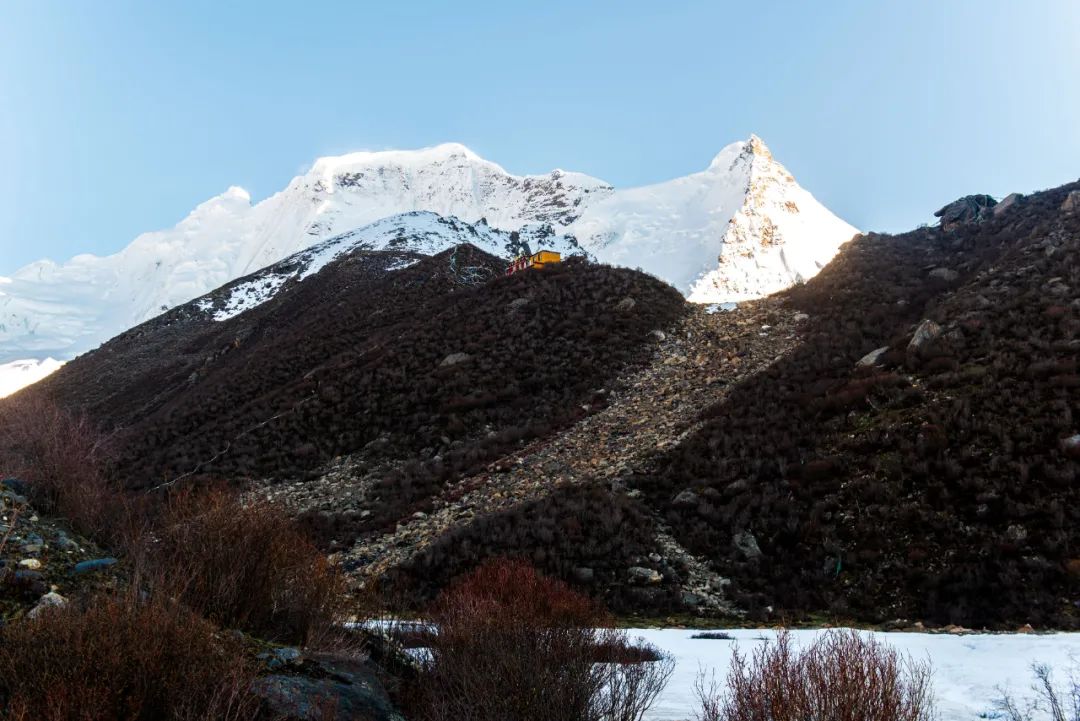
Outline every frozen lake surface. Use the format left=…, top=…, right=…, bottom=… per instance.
left=630, top=628, right=1080, bottom=721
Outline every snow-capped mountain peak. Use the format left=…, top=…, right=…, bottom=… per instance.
left=708, top=134, right=770, bottom=170
left=0, top=137, right=857, bottom=396
left=309, top=142, right=486, bottom=180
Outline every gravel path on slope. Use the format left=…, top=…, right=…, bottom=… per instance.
left=337, top=299, right=805, bottom=607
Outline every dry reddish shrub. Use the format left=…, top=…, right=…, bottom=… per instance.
left=0, top=592, right=259, bottom=721
left=695, top=629, right=934, bottom=721
left=439, top=554, right=607, bottom=627
left=145, top=488, right=343, bottom=645
left=0, top=399, right=341, bottom=647
left=410, top=558, right=673, bottom=721
left=0, top=395, right=122, bottom=541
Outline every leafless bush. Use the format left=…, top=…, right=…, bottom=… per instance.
left=0, top=395, right=122, bottom=540
left=410, top=558, right=673, bottom=721
left=0, top=590, right=259, bottom=721
left=145, top=488, right=343, bottom=645
left=592, top=632, right=676, bottom=721
left=995, top=662, right=1080, bottom=721
left=695, top=629, right=934, bottom=721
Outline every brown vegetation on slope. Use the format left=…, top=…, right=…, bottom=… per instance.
left=31, top=246, right=685, bottom=506
left=631, top=182, right=1080, bottom=627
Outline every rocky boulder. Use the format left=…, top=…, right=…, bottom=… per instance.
left=672, top=490, right=700, bottom=507
left=907, top=319, right=943, bottom=359
left=1063, top=190, right=1080, bottom=215
left=733, top=531, right=763, bottom=560
left=252, top=651, right=405, bottom=721
left=934, top=194, right=996, bottom=229
left=857, top=346, right=890, bottom=368
left=438, top=352, right=472, bottom=368
left=993, top=192, right=1022, bottom=216
left=627, top=566, right=662, bottom=585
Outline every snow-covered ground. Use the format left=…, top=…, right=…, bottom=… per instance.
left=0, top=358, right=64, bottom=398
left=632, top=628, right=1080, bottom=721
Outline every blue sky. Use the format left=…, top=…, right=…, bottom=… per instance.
left=1, top=0, right=1078, bottom=273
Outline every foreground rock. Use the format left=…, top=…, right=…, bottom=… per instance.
left=253, top=650, right=405, bottom=721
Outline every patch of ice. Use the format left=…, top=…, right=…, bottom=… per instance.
left=630, top=628, right=1080, bottom=721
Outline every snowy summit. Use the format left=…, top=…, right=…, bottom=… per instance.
left=0, top=137, right=857, bottom=395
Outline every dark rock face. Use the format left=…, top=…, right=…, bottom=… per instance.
left=252, top=652, right=405, bottom=721
left=934, top=194, right=997, bottom=228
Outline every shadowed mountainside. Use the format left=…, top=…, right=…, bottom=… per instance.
left=31, top=245, right=687, bottom=494
left=19, top=180, right=1080, bottom=629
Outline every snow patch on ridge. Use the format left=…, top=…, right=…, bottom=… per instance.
left=195, top=211, right=587, bottom=322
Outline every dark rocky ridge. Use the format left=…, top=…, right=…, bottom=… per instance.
left=628, top=181, right=1080, bottom=628
left=31, top=245, right=686, bottom=493
left=354, top=182, right=1080, bottom=627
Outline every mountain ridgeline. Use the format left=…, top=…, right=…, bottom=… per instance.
left=1, top=137, right=856, bottom=394
left=34, top=244, right=686, bottom=490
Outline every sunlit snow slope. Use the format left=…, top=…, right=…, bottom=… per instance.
left=0, top=137, right=856, bottom=394
left=0, top=358, right=65, bottom=398
left=196, top=211, right=585, bottom=321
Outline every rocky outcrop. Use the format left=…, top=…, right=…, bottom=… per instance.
left=1062, top=190, right=1080, bottom=215
left=934, top=194, right=996, bottom=229
left=252, top=650, right=405, bottom=721
left=994, top=192, right=1023, bottom=216
left=907, top=319, right=943, bottom=359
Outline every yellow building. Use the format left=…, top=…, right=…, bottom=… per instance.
left=528, top=250, right=561, bottom=268
left=506, top=250, right=562, bottom=276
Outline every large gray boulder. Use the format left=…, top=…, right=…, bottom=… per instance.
left=857, top=346, right=890, bottom=368
left=627, top=566, right=662, bottom=585
left=733, top=531, right=763, bottom=560
left=252, top=652, right=405, bottom=721
left=907, top=319, right=943, bottom=358
left=934, top=194, right=996, bottom=229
